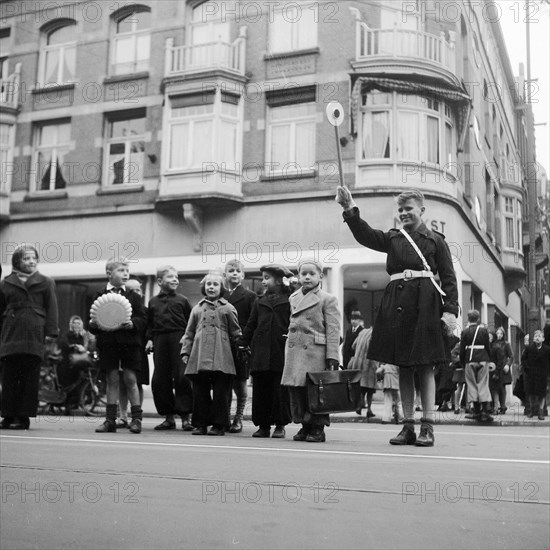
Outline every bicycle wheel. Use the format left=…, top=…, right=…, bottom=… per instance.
left=79, top=380, right=106, bottom=417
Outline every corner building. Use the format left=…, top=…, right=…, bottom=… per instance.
left=0, top=0, right=546, bottom=361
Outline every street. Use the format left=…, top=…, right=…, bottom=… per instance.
left=1, top=418, right=548, bottom=550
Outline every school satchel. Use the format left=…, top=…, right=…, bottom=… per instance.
left=306, top=369, right=362, bottom=414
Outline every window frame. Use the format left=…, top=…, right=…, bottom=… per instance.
left=32, top=120, right=72, bottom=192
left=111, top=6, right=151, bottom=76
left=38, top=21, right=77, bottom=87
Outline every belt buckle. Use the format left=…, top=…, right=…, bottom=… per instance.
left=403, top=269, right=413, bottom=281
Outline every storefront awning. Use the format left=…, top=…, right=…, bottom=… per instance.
left=350, top=76, right=472, bottom=151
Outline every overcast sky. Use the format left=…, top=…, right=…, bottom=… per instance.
left=496, top=0, right=550, bottom=175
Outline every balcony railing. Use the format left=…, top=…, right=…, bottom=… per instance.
left=355, top=20, right=455, bottom=74
left=165, top=27, right=247, bottom=77
left=0, top=63, right=21, bottom=109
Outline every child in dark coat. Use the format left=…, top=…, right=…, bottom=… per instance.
left=239, top=264, right=294, bottom=438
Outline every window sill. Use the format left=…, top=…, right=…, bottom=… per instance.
left=264, top=47, right=320, bottom=60
left=96, top=185, right=144, bottom=195
left=260, top=168, right=316, bottom=181
left=25, top=190, right=68, bottom=201
left=104, top=72, right=150, bottom=84
left=31, top=82, right=77, bottom=94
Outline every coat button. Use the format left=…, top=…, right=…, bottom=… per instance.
left=289, top=343, right=294, bottom=348
left=290, top=327, right=296, bottom=332
left=397, top=284, right=404, bottom=290
left=303, top=345, right=308, bottom=349
left=397, top=306, right=403, bottom=313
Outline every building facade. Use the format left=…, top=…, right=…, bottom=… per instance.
left=0, top=0, right=546, bottom=357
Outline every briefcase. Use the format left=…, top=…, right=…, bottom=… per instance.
left=306, top=369, right=362, bottom=414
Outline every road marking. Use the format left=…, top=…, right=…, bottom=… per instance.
left=2, top=434, right=548, bottom=465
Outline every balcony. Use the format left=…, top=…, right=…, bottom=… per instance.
left=0, top=63, right=21, bottom=112
left=164, top=27, right=247, bottom=79
left=351, top=14, right=457, bottom=86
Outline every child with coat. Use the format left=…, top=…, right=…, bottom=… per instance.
left=0, top=244, right=59, bottom=430
left=239, top=264, right=293, bottom=439
left=281, top=259, right=341, bottom=443
left=376, top=363, right=404, bottom=424
left=180, top=271, right=242, bottom=436
left=348, top=326, right=378, bottom=418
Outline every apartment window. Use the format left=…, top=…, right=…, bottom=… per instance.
left=504, top=196, right=521, bottom=251
left=168, top=90, right=239, bottom=171
left=112, top=7, right=151, bottom=75
left=269, top=3, right=317, bottom=53
left=34, top=121, right=71, bottom=191
left=40, top=22, right=76, bottom=86
left=105, top=112, right=146, bottom=185
left=360, top=91, right=453, bottom=166
left=266, top=87, right=316, bottom=175
left=0, top=28, right=10, bottom=81
left=0, top=123, right=12, bottom=193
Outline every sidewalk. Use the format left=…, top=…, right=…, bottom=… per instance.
left=140, top=385, right=550, bottom=427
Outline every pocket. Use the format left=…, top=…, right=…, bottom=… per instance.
left=313, top=331, right=327, bottom=345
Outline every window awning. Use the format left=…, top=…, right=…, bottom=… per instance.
left=350, top=76, right=472, bottom=151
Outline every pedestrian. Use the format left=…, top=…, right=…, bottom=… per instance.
left=436, top=334, right=459, bottom=412
left=336, top=187, right=459, bottom=446
left=89, top=258, right=147, bottom=434
left=116, top=278, right=150, bottom=428
left=376, top=363, right=404, bottom=424
left=180, top=270, right=242, bottom=436
left=223, top=259, right=257, bottom=433
left=0, top=244, right=59, bottom=430
left=281, top=258, right=341, bottom=443
left=347, top=325, right=378, bottom=418
left=489, top=326, right=513, bottom=415
left=451, top=338, right=466, bottom=414
left=521, top=330, right=550, bottom=420
left=459, top=310, right=494, bottom=423
left=146, top=266, right=194, bottom=432
left=342, top=310, right=365, bottom=369
left=239, top=264, right=294, bottom=438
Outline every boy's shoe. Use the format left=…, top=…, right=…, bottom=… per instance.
left=129, top=419, right=142, bottom=434
left=9, top=417, right=30, bottom=430
left=272, top=426, right=286, bottom=438
left=454, top=408, right=461, bottom=415
left=116, top=418, right=130, bottom=429
left=293, top=426, right=309, bottom=441
left=415, top=425, right=434, bottom=447
left=181, top=417, right=194, bottom=431
left=207, top=426, right=225, bottom=436
left=229, top=418, right=243, bottom=433
left=366, top=410, right=376, bottom=418
left=0, top=417, right=14, bottom=429
left=252, top=426, right=271, bottom=438
left=389, top=424, right=416, bottom=445
left=192, top=426, right=207, bottom=435
left=154, top=420, right=176, bottom=431
left=306, top=427, right=326, bottom=442
left=95, top=420, right=116, bottom=433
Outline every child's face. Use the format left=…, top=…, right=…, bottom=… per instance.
left=533, top=331, right=543, bottom=345
left=225, top=264, right=244, bottom=286
left=107, top=265, right=130, bottom=287
left=261, top=272, right=280, bottom=292
left=19, top=250, right=38, bottom=274
left=298, top=264, right=321, bottom=291
left=204, top=276, right=223, bottom=299
left=70, top=318, right=83, bottom=332
left=496, top=328, right=505, bottom=340
left=159, top=270, right=179, bottom=293
left=398, top=199, right=424, bottom=229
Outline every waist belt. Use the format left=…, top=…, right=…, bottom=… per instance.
left=466, top=345, right=485, bottom=349
left=390, top=270, right=434, bottom=282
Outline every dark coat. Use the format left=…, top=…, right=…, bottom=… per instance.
left=89, top=287, right=147, bottom=349
left=343, top=209, right=459, bottom=367
left=342, top=325, right=364, bottom=368
left=227, top=285, right=257, bottom=329
left=521, top=343, right=550, bottom=397
left=490, top=339, right=514, bottom=385
left=460, top=324, right=491, bottom=364
left=0, top=272, right=59, bottom=359
left=240, top=292, right=291, bottom=374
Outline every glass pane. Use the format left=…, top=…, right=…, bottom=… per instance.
left=270, top=124, right=290, bottom=167
left=364, top=91, right=390, bottom=106
left=426, top=116, right=439, bottom=163
left=115, top=36, right=135, bottom=65
left=48, top=25, right=75, bottom=45
left=136, top=34, right=150, bottom=62
left=128, top=144, right=144, bottom=184
left=506, top=218, right=514, bottom=247
left=269, top=12, right=287, bottom=53
left=37, top=150, right=52, bottom=190
left=62, top=46, right=75, bottom=81
left=445, top=122, right=453, bottom=165
left=109, top=143, right=126, bottom=184
left=0, top=124, right=9, bottom=145
left=170, top=123, right=189, bottom=169
left=39, top=125, right=57, bottom=145
left=44, top=49, right=59, bottom=84
left=192, top=120, right=213, bottom=168
left=362, top=111, right=390, bottom=159
left=117, top=12, right=150, bottom=34
left=53, top=149, right=67, bottom=189
left=398, top=111, right=419, bottom=160
left=136, top=11, right=151, bottom=31
left=295, top=122, right=315, bottom=168
left=219, top=120, right=237, bottom=165
left=297, top=8, right=317, bottom=49
left=57, top=123, right=71, bottom=144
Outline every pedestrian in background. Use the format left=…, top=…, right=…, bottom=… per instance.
left=337, top=187, right=459, bottom=447
left=224, top=259, right=257, bottom=433
left=342, top=310, right=364, bottom=369
left=180, top=270, right=242, bottom=436
left=489, top=327, right=513, bottom=415
left=521, top=330, right=550, bottom=420
left=239, top=264, right=293, bottom=438
left=376, top=363, right=404, bottom=424
left=0, top=244, right=59, bottom=430
left=281, top=259, right=341, bottom=443
left=146, top=267, right=193, bottom=432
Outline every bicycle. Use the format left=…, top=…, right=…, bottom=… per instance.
left=38, top=352, right=106, bottom=417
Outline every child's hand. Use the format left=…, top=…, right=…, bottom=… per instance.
left=503, top=364, right=510, bottom=373
left=145, top=340, right=153, bottom=353
left=121, top=321, right=134, bottom=330
left=325, top=359, right=339, bottom=371
left=181, top=355, right=189, bottom=365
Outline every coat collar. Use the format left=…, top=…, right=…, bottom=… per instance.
left=227, top=285, right=245, bottom=302
left=4, top=271, right=46, bottom=291
left=199, top=297, right=229, bottom=306
left=389, top=223, right=436, bottom=241
left=290, top=286, right=321, bottom=314
left=258, top=292, right=289, bottom=309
